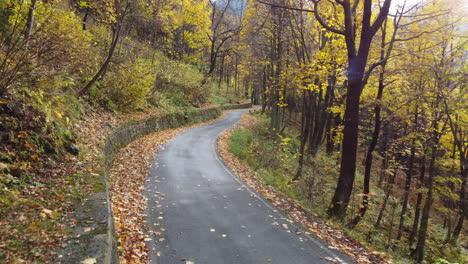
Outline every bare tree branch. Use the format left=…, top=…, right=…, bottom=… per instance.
left=255, top=0, right=346, bottom=35
left=370, top=0, right=392, bottom=36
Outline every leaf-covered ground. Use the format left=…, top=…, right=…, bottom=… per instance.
left=217, top=112, right=391, bottom=264
left=0, top=105, right=122, bottom=263
left=0, top=102, right=210, bottom=263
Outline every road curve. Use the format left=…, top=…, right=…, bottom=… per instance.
left=144, top=109, right=355, bottom=264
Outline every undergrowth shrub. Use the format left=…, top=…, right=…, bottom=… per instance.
left=207, top=81, right=246, bottom=105
left=103, top=59, right=155, bottom=111
left=152, top=52, right=207, bottom=107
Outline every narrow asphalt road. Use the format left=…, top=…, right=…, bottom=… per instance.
left=144, top=109, right=355, bottom=264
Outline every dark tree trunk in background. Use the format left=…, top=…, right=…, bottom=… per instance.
left=82, top=7, right=89, bottom=30
left=269, top=5, right=284, bottom=132
left=308, top=76, right=334, bottom=156
left=450, top=162, right=466, bottom=243
left=397, top=108, right=418, bottom=240
left=218, top=55, right=225, bottom=90
left=375, top=155, right=399, bottom=228
left=397, top=138, right=416, bottom=240
left=261, top=67, right=267, bottom=113
left=415, top=144, right=437, bottom=262
left=234, top=56, right=239, bottom=96
left=325, top=114, right=334, bottom=155
left=446, top=113, right=467, bottom=244
left=24, top=0, right=37, bottom=48
left=293, top=90, right=310, bottom=181
left=378, top=128, right=389, bottom=187
left=445, top=214, right=452, bottom=243
left=451, top=187, right=466, bottom=244
left=409, top=153, right=426, bottom=245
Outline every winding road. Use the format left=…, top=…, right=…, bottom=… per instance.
left=143, top=109, right=354, bottom=264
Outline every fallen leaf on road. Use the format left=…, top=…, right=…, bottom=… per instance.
left=81, top=258, right=97, bottom=264
left=323, top=256, right=339, bottom=263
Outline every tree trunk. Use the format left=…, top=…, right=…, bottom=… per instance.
left=450, top=164, right=466, bottom=244
left=415, top=145, right=437, bottom=262
left=208, top=38, right=217, bottom=75
left=375, top=159, right=398, bottom=228
left=409, top=154, right=426, bottom=245
left=397, top=106, right=419, bottom=240
left=82, top=7, right=89, bottom=31
left=451, top=212, right=465, bottom=244
left=218, top=55, right=225, bottom=90
left=293, top=90, right=310, bottom=181
left=79, top=26, right=121, bottom=95
left=378, top=128, right=389, bottom=187
left=325, top=114, right=334, bottom=155
left=261, top=67, right=267, bottom=113
left=386, top=201, right=398, bottom=249
left=396, top=138, right=416, bottom=240
left=308, top=76, right=334, bottom=156
left=446, top=113, right=467, bottom=244
left=444, top=214, right=452, bottom=243
left=328, top=77, right=362, bottom=219
left=349, top=64, right=385, bottom=227
left=24, top=0, right=37, bottom=48
left=234, top=56, right=239, bottom=96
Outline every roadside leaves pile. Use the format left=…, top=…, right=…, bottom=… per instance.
left=217, top=112, right=391, bottom=264
left=110, top=130, right=172, bottom=263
